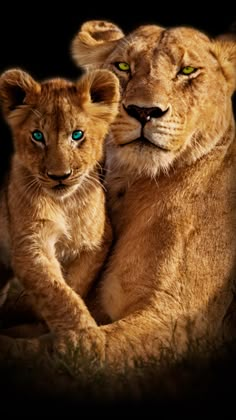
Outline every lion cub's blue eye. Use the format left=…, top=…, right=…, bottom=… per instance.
left=32, top=130, right=44, bottom=142
left=180, top=66, right=197, bottom=75
left=115, top=62, right=130, bottom=72
left=72, top=130, right=84, bottom=141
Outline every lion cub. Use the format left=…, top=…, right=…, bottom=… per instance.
left=0, top=68, right=119, bottom=334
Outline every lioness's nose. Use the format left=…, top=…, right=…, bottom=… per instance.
left=125, top=105, right=169, bottom=125
left=47, top=170, right=72, bottom=181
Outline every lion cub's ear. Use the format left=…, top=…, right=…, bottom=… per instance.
left=211, top=40, right=236, bottom=94
left=78, top=69, right=120, bottom=123
left=0, top=69, right=40, bottom=119
left=71, top=20, right=124, bottom=70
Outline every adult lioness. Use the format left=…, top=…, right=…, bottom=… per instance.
left=0, top=21, right=236, bottom=367
left=71, top=22, right=236, bottom=357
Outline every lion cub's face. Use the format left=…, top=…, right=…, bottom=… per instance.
left=0, top=69, right=119, bottom=197
left=72, top=21, right=236, bottom=176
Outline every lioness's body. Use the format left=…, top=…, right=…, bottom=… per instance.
left=0, top=68, right=119, bottom=333
left=101, top=139, right=236, bottom=327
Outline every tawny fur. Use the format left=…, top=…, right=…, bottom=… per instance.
left=0, top=68, right=119, bottom=335
left=1, top=21, right=236, bottom=368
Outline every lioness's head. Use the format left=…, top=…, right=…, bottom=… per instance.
left=71, top=21, right=236, bottom=176
left=0, top=68, right=119, bottom=197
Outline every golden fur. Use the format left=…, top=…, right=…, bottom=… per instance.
left=0, top=21, right=236, bottom=367
left=0, top=68, right=119, bottom=337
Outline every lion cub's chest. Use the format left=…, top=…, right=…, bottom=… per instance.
left=46, top=193, right=104, bottom=264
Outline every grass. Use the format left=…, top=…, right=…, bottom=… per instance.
left=1, top=284, right=236, bottom=412
left=1, top=332, right=236, bottom=413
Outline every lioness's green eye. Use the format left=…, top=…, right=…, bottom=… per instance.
left=32, top=130, right=44, bottom=142
left=180, top=66, right=196, bottom=75
left=115, top=62, right=130, bottom=72
left=72, top=130, right=84, bottom=141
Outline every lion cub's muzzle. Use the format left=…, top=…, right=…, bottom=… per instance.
left=45, top=169, right=75, bottom=196
left=47, top=170, right=72, bottom=182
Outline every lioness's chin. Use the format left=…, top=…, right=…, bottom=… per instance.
left=120, top=137, right=170, bottom=151
left=114, top=143, right=176, bottom=177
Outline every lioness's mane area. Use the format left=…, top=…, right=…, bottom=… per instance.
left=1, top=19, right=236, bottom=409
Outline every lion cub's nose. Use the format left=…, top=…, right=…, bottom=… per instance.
left=125, top=105, right=169, bottom=126
left=47, top=170, right=72, bottom=181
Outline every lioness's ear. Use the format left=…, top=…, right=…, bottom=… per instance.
left=211, top=40, right=236, bottom=94
left=71, top=20, right=124, bottom=70
left=78, top=69, right=120, bottom=123
left=0, top=69, right=40, bottom=119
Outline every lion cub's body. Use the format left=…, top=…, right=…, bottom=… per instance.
left=0, top=68, right=119, bottom=333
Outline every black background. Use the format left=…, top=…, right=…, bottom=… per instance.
left=0, top=3, right=235, bottom=80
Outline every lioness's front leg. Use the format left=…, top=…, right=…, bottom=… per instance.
left=0, top=330, right=54, bottom=362
left=65, top=220, right=112, bottom=297
left=0, top=284, right=45, bottom=336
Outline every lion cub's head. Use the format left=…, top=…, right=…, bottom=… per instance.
left=0, top=68, right=120, bottom=197
left=71, top=21, right=236, bottom=176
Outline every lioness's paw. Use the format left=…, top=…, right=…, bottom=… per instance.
left=0, top=334, right=18, bottom=360
left=0, top=333, right=53, bottom=362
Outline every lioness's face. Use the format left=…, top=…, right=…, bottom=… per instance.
left=0, top=69, right=119, bottom=198
left=72, top=23, right=236, bottom=176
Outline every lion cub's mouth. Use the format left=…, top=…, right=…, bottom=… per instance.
left=51, top=184, right=72, bottom=194
left=44, top=182, right=78, bottom=198
left=52, top=184, right=68, bottom=190
left=120, top=136, right=169, bottom=151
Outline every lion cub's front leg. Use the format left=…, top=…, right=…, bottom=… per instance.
left=11, top=223, right=84, bottom=334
